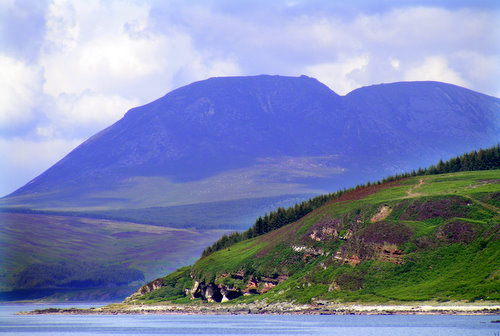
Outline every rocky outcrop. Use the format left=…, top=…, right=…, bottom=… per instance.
left=292, top=245, right=324, bottom=255
left=309, top=226, right=338, bottom=241
left=374, top=244, right=404, bottom=264
left=370, top=204, right=392, bottom=222
left=333, top=242, right=404, bottom=266
left=189, top=272, right=288, bottom=303
left=124, top=277, right=165, bottom=302
left=190, top=281, right=239, bottom=302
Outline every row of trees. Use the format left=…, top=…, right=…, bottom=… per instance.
left=379, top=144, right=500, bottom=183
left=201, top=145, right=500, bottom=257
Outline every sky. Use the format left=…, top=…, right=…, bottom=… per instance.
left=0, top=0, right=499, bottom=197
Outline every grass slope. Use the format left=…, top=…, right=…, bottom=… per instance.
left=0, top=212, right=231, bottom=297
left=135, top=170, right=500, bottom=304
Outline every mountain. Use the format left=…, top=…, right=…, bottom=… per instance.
left=127, top=168, right=500, bottom=305
left=0, top=75, right=499, bottom=300
left=3, top=75, right=499, bottom=209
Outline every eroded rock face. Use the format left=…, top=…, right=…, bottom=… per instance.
left=138, top=278, right=165, bottom=294
left=190, top=281, right=238, bottom=302
left=308, top=220, right=340, bottom=241
left=220, top=286, right=243, bottom=302
left=189, top=272, right=288, bottom=303
left=370, top=205, right=392, bottom=222
left=204, top=284, right=223, bottom=303
left=374, top=244, right=404, bottom=264
left=124, top=277, right=165, bottom=302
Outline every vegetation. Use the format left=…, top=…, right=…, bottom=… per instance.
left=15, top=262, right=144, bottom=289
left=189, top=171, right=499, bottom=303
left=201, top=193, right=343, bottom=257
left=202, top=145, right=500, bottom=257
left=0, top=212, right=230, bottom=296
left=139, top=266, right=194, bottom=303
left=0, top=194, right=309, bottom=230
left=129, top=146, right=500, bottom=305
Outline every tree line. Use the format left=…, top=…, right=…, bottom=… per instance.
left=201, top=145, right=500, bottom=257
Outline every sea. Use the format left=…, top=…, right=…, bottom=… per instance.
left=1, top=303, right=499, bottom=335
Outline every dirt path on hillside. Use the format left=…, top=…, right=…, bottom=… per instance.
left=406, top=178, right=424, bottom=198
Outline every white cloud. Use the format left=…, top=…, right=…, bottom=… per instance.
left=172, top=5, right=498, bottom=96
left=175, top=56, right=242, bottom=84
left=41, top=0, right=169, bottom=98
left=453, top=51, right=500, bottom=95
left=0, top=54, right=42, bottom=130
left=404, top=56, right=468, bottom=86
left=349, top=7, right=498, bottom=53
left=203, top=59, right=242, bottom=79
left=0, top=137, right=82, bottom=196
left=390, top=57, right=400, bottom=70
left=48, top=92, right=139, bottom=137
left=305, top=55, right=370, bottom=95
left=39, top=0, right=242, bottom=103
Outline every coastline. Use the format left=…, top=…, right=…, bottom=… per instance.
left=19, top=301, right=500, bottom=316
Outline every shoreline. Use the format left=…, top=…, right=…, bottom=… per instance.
left=19, top=301, right=500, bottom=316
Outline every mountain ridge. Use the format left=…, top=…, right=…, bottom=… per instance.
left=3, top=75, right=499, bottom=209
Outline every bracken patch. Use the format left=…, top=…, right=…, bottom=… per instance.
left=436, top=221, right=476, bottom=243
left=400, top=196, right=471, bottom=221
left=359, top=221, right=413, bottom=246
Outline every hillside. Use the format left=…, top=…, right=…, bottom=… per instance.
left=0, top=194, right=307, bottom=300
left=128, top=169, right=500, bottom=304
left=1, top=75, right=499, bottom=300
left=0, top=213, right=232, bottom=300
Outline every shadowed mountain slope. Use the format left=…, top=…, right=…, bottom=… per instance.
left=3, top=76, right=499, bottom=210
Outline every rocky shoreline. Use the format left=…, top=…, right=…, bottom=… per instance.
left=19, top=301, right=500, bottom=316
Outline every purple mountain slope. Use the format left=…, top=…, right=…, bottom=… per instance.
left=2, top=75, right=499, bottom=210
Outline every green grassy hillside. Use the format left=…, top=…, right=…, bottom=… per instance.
left=131, top=170, right=500, bottom=304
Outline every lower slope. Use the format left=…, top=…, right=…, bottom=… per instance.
left=128, top=170, right=500, bottom=304
left=0, top=213, right=230, bottom=300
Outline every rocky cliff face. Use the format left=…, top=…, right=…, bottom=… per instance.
left=188, top=272, right=289, bottom=303
left=127, top=270, right=289, bottom=303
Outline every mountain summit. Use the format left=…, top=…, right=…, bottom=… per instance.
left=4, top=75, right=499, bottom=210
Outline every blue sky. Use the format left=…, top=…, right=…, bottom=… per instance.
left=0, top=0, right=499, bottom=196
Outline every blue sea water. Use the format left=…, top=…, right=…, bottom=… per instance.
left=1, top=303, right=499, bottom=335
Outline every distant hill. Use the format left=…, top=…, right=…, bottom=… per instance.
left=0, top=75, right=499, bottom=300
left=128, top=168, right=500, bottom=304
